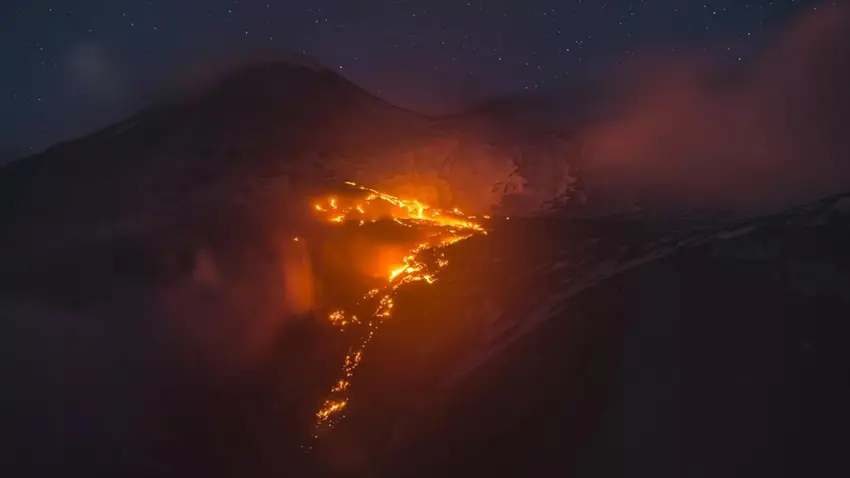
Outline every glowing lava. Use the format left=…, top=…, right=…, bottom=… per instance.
left=307, top=181, right=487, bottom=439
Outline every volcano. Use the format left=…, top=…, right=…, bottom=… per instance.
left=2, top=59, right=849, bottom=478
left=0, top=59, right=552, bottom=250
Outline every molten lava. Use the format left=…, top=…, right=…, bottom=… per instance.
left=306, top=181, right=487, bottom=440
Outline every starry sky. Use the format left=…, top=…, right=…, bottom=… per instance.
left=1, top=0, right=830, bottom=157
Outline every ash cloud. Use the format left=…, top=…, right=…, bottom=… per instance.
left=572, top=3, right=850, bottom=213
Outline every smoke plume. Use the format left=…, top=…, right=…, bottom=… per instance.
left=574, top=3, right=850, bottom=213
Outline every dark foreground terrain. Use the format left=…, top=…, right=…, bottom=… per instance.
left=4, top=190, right=849, bottom=477
left=377, top=198, right=850, bottom=477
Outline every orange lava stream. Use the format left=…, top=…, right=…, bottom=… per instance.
left=307, top=181, right=487, bottom=440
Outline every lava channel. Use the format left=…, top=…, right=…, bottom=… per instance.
left=303, top=181, right=488, bottom=444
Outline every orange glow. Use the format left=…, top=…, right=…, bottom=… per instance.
left=312, top=182, right=486, bottom=233
left=309, top=181, right=487, bottom=436
left=280, top=237, right=315, bottom=316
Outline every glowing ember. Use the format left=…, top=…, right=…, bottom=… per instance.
left=308, top=181, right=487, bottom=439
left=327, top=310, right=358, bottom=329
left=315, top=400, right=347, bottom=422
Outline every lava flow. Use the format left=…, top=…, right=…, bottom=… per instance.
left=306, top=181, right=487, bottom=441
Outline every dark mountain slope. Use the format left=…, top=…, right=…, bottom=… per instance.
left=318, top=192, right=850, bottom=478
left=0, top=61, right=436, bottom=239
left=0, top=60, right=459, bottom=304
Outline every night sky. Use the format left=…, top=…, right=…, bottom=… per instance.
left=1, top=0, right=831, bottom=156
